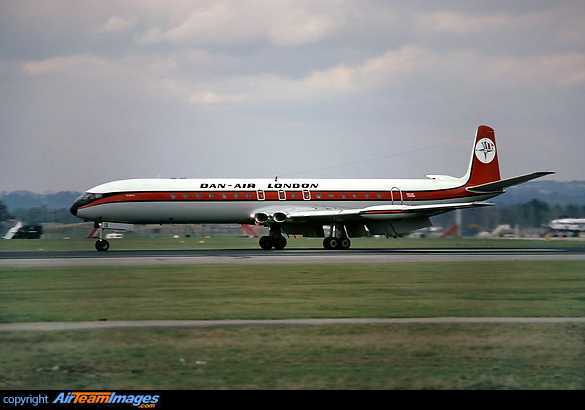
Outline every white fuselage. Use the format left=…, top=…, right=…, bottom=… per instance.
left=72, top=176, right=496, bottom=225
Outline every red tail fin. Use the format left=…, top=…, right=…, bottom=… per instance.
left=465, top=125, right=501, bottom=187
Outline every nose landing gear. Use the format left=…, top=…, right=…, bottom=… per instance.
left=94, top=222, right=110, bottom=252
left=91, top=222, right=133, bottom=251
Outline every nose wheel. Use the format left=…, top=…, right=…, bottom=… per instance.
left=94, top=222, right=110, bottom=251
left=95, top=239, right=110, bottom=252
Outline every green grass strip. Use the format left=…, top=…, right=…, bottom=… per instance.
left=2, top=261, right=585, bottom=323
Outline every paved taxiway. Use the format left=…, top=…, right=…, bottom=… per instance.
left=3, top=317, right=585, bottom=333
left=1, top=247, right=584, bottom=267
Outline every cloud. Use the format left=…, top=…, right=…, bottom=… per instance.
left=1, top=1, right=584, bottom=192
left=419, top=11, right=516, bottom=34
left=24, top=45, right=582, bottom=112
left=187, top=45, right=585, bottom=104
left=21, top=54, right=107, bottom=76
left=100, top=15, right=138, bottom=32
left=492, top=52, right=585, bottom=87
left=136, top=0, right=348, bottom=47
left=188, top=91, right=244, bottom=104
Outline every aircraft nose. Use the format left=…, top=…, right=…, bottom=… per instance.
left=70, top=203, right=78, bottom=216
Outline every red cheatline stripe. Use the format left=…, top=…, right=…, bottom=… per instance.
left=80, top=186, right=480, bottom=209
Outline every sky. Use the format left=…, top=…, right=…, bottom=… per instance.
left=1, top=0, right=583, bottom=193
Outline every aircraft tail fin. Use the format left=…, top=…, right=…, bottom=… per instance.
left=463, top=125, right=501, bottom=187
left=462, top=125, right=554, bottom=191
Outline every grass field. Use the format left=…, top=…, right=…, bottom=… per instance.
left=1, top=254, right=585, bottom=389
left=3, top=324, right=585, bottom=390
left=2, top=261, right=585, bottom=322
left=1, top=237, right=585, bottom=389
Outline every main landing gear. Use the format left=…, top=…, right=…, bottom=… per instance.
left=259, top=235, right=287, bottom=250
left=259, top=225, right=287, bottom=250
left=258, top=223, right=351, bottom=250
left=322, top=236, right=351, bottom=250
left=322, top=224, right=351, bottom=250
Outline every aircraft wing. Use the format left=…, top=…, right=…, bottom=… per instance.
left=283, top=201, right=494, bottom=222
left=254, top=201, right=494, bottom=225
left=253, top=201, right=494, bottom=237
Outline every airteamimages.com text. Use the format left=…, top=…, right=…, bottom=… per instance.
left=2, top=392, right=161, bottom=408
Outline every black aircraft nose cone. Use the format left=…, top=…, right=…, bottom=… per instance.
left=70, top=203, right=78, bottom=216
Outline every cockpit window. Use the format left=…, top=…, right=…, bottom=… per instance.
left=74, top=192, right=103, bottom=207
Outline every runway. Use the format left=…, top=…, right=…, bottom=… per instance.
left=1, top=246, right=584, bottom=267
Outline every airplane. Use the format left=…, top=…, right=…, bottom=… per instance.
left=548, top=218, right=585, bottom=237
left=70, top=125, right=553, bottom=251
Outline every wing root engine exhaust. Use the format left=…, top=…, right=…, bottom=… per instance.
left=254, top=211, right=288, bottom=224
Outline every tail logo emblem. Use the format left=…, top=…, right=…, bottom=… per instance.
left=475, top=138, right=496, bottom=164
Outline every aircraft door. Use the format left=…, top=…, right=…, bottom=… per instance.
left=391, top=187, right=403, bottom=205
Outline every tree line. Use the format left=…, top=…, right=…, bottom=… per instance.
left=0, top=202, right=78, bottom=225
left=497, top=199, right=585, bottom=228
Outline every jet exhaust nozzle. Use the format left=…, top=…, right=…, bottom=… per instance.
left=254, top=211, right=288, bottom=224
left=255, top=212, right=270, bottom=224
left=273, top=212, right=288, bottom=223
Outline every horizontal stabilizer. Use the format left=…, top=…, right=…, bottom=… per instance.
left=466, top=172, right=554, bottom=193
